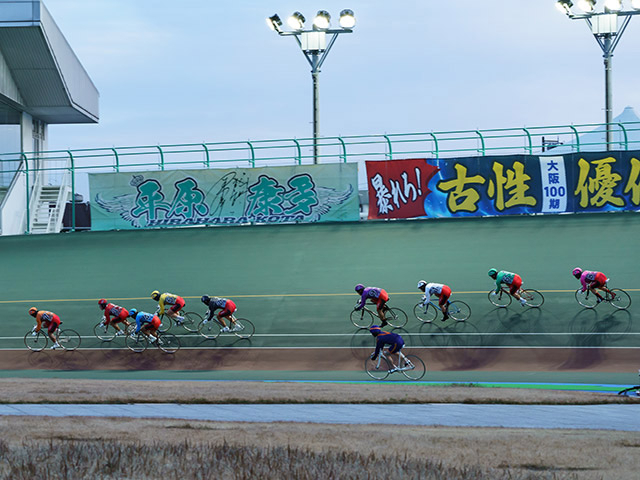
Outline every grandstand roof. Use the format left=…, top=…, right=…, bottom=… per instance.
left=0, top=0, right=98, bottom=124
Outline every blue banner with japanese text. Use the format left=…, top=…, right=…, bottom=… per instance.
left=89, top=163, right=359, bottom=230
left=366, top=151, right=640, bottom=218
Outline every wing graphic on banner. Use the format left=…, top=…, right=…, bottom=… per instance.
left=311, top=184, right=354, bottom=221
left=94, top=193, right=141, bottom=227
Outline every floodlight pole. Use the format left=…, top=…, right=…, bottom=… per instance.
left=276, top=29, right=350, bottom=164
left=561, top=8, right=637, bottom=150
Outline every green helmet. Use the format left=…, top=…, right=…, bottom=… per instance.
left=488, top=268, right=498, bottom=277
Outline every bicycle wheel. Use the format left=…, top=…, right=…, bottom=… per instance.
left=181, top=312, right=202, bottom=333
left=198, top=319, right=221, bottom=339
left=364, top=355, right=392, bottom=380
left=488, top=290, right=511, bottom=307
left=413, top=302, right=438, bottom=323
left=521, top=289, right=544, bottom=308
left=233, top=318, right=255, bottom=339
left=126, top=333, right=148, bottom=353
left=350, top=308, right=374, bottom=328
left=448, top=300, right=471, bottom=321
left=385, top=307, right=408, bottom=328
left=575, top=289, right=598, bottom=308
left=158, top=314, right=172, bottom=333
left=24, top=331, right=47, bottom=351
left=57, top=329, right=81, bottom=351
left=610, top=289, right=631, bottom=310
left=94, top=321, right=116, bottom=341
left=401, top=354, right=426, bottom=381
left=157, top=333, right=180, bottom=354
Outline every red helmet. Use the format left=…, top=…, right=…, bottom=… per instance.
left=98, top=299, right=107, bottom=309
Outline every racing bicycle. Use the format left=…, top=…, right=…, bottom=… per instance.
left=24, top=327, right=81, bottom=352
left=157, top=311, right=201, bottom=333
left=125, top=329, right=180, bottom=354
left=413, top=298, right=471, bottom=323
left=93, top=317, right=133, bottom=341
left=488, top=286, right=544, bottom=308
left=618, top=370, right=640, bottom=397
left=365, top=350, right=426, bottom=380
left=575, top=286, right=631, bottom=310
left=350, top=301, right=408, bottom=328
left=197, top=315, right=255, bottom=340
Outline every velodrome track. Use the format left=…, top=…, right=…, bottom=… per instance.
left=0, top=212, right=638, bottom=386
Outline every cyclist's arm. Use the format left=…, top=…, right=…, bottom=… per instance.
left=34, top=312, right=43, bottom=332
left=372, top=337, right=384, bottom=358
left=355, top=291, right=367, bottom=310
left=157, top=294, right=167, bottom=315
left=134, top=315, right=144, bottom=334
left=494, top=272, right=504, bottom=293
left=204, top=304, right=217, bottom=321
left=104, top=306, right=112, bottom=324
left=580, top=275, right=589, bottom=292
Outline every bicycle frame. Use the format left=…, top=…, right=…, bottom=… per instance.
left=377, top=351, right=410, bottom=372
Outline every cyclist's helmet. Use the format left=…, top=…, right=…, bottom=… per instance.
left=98, top=298, right=107, bottom=309
left=488, top=268, right=498, bottom=278
left=355, top=284, right=365, bottom=294
left=417, top=280, right=427, bottom=291
left=572, top=267, right=583, bottom=279
left=28, top=307, right=38, bottom=317
left=369, top=325, right=382, bottom=336
left=150, top=290, right=160, bottom=301
left=129, top=308, right=138, bottom=318
left=201, top=295, right=210, bottom=305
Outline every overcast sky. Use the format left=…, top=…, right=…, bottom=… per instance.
left=44, top=0, right=640, bottom=152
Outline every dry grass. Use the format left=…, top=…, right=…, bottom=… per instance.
left=0, top=417, right=639, bottom=479
left=0, top=378, right=635, bottom=405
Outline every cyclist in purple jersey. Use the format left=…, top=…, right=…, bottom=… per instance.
left=369, top=325, right=404, bottom=372
left=355, top=284, right=390, bottom=326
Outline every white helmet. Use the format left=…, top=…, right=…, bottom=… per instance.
left=417, top=280, right=427, bottom=290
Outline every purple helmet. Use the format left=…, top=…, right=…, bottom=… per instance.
left=355, top=284, right=365, bottom=293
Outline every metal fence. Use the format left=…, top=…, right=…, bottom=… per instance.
left=1, top=121, right=639, bottom=233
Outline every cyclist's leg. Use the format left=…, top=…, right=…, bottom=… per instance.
left=217, top=311, right=229, bottom=329
left=510, top=276, right=526, bottom=305
left=440, top=286, right=451, bottom=319
left=48, top=322, right=60, bottom=345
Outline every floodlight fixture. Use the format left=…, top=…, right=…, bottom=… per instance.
left=288, top=11, right=306, bottom=30
left=556, top=0, right=574, bottom=14
left=313, top=10, right=331, bottom=30
left=577, top=0, right=596, bottom=12
left=267, top=14, right=283, bottom=33
left=339, top=9, right=356, bottom=28
left=604, top=0, right=622, bottom=10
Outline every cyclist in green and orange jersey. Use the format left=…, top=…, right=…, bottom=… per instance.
left=488, top=268, right=527, bottom=306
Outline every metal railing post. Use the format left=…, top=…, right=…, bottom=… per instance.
left=383, top=135, right=392, bottom=160
left=201, top=144, right=210, bottom=168
left=292, top=139, right=302, bottom=165
left=111, top=148, right=120, bottom=172
left=428, top=133, right=439, bottom=158
left=247, top=141, right=255, bottom=168
left=337, top=137, right=347, bottom=163
left=22, top=153, right=30, bottom=234
left=156, top=146, right=165, bottom=171
left=475, top=130, right=485, bottom=156
left=68, top=151, right=75, bottom=232
left=522, top=128, right=533, bottom=155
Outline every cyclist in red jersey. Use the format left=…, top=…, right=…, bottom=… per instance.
left=28, top=307, right=62, bottom=349
left=98, top=299, right=131, bottom=336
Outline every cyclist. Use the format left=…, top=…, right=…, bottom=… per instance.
left=417, top=280, right=451, bottom=321
left=28, top=307, right=62, bottom=349
left=129, top=308, right=160, bottom=342
left=151, top=290, right=185, bottom=325
left=354, top=284, right=390, bottom=326
left=369, top=325, right=406, bottom=373
left=98, top=299, right=131, bottom=336
left=572, top=267, right=615, bottom=303
left=201, top=295, right=240, bottom=332
left=488, top=268, right=527, bottom=306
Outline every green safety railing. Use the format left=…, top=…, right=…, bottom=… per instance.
left=0, top=121, right=639, bottom=235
